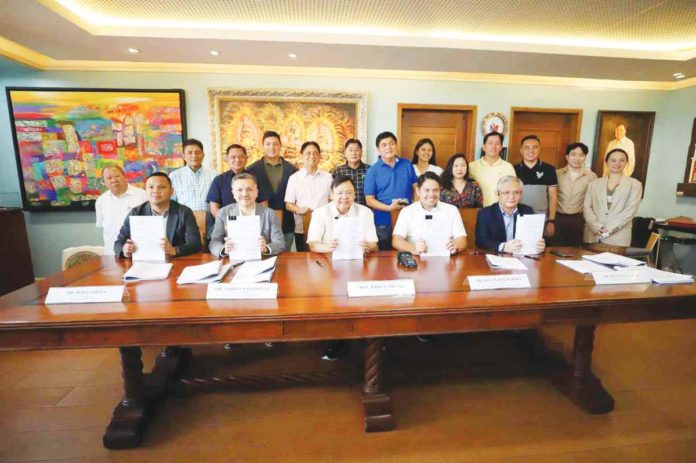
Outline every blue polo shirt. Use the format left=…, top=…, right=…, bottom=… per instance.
left=206, top=169, right=267, bottom=207
left=364, top=157, right=417, bottom=226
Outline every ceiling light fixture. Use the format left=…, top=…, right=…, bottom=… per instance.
left=288, top=53, right=298, bottom=59
left=127, top=47, right=140, bottom=54
left=673, top=72, right=685, bottom=79
left=210, top=50, right=220, bottom=56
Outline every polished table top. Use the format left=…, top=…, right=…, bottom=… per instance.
left=1, top=249, right=695, bottom=349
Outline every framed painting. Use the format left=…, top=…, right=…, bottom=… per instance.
left=208, top=88, right=367, bottom=172
left=676, top=117, right=696, bottom=198
left=6, top=87, right=187, bottom=211
left=592, top=110, right=656, bottom=190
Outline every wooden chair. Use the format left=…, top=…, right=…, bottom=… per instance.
left=192, top=211, right=208, bottom=247
left=274, top=209, right=284, bottom=228
left=61, top=246, right=103, bottom=270
left=459, top=208, right=480, bottom=250
left=302, top=212, right=312, bottom=237
left=584, top=232, right=661, bottom=266
left=390, top=209, right=402, bottom=229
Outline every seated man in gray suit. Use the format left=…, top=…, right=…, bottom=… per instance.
left=114, top=172, right=202, bottom=258
left=209, top=173, right=285, bottom=257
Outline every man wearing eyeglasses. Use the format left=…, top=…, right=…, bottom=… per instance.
left=475, top=175, right=545, bottom=254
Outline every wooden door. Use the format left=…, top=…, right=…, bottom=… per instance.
left=398, top=104, right=477, bottom=169
left=509, top=108, right=582, bottom=168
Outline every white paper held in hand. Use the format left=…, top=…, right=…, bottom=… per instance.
left=130, top=216, right=166, bottom=261
left=514, top=213, right=545, bottom=255
left=421, top=214, right=451, bottom=257
left=332, top=216, right=364, bottom=260
left=227, top=215, right=262, bottom=260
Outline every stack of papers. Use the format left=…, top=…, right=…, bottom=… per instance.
left=232, top=256, right=277, bottom=283
left=123, top=262, right=173, bottom=281
left=583, top=252, right=646, bottom=268
left=485, top=254, right=528, bottom=270
left=557, top=259, right=614, bottom=274
left=640, top=268, right=693, bottom=285
left=176, top=261, right=234, bottom=284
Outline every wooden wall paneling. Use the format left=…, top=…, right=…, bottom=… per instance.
left=509, top=108, right=583, bottom=167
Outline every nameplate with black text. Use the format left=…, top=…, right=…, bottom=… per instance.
left=468, top=274, right=531, bottom=290
left=45, top=286, right=125, bottom=304
left=206, top=283, right=278, bottom=300
left=347, top=279, right=415, bottom=297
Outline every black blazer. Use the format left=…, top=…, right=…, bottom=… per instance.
left=114, top=201, right=202, bottom=258
left=475, top=202, right=535, bottom=251
left=246, top=158, right=298, bottom=234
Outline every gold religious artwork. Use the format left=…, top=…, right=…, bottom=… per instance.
left=208, top=89, right=368, bottom=172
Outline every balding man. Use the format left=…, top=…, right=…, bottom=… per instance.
left=95, top=165, right=148, bottom=255
left=475, top=175, right=545, bottom=254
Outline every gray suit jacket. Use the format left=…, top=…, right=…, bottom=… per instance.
left=114, top=201, right=202, bottom=257
left=583, top=175, right=642, bottom=246
left=209, top=203, right=285, bottom=257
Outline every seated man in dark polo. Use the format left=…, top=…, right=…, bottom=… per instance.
left=114, top=172, right=202, bottom=258
left=475, top=175, right=545, bottom=254
left=206, top=143, right=268, bottom=218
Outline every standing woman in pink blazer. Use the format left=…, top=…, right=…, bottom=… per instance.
left=583, top=148, right=642, bottom=246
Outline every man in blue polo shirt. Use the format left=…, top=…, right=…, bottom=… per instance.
left=365, top=131, right=418, bottom=250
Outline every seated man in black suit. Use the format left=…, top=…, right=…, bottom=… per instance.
left=114, top=172, right=202, bottom=258
left=475, top=175, right=545, bottom=254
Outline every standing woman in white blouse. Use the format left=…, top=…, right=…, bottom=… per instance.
left=411, top=138, right=444, bottom=177
left=583, top=148, right=642, bottom=246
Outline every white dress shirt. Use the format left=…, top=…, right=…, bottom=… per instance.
left=95, top=185, right=149, bottom=255
left=307, top=201, right=378, bottom=243
left=392, top=200, right=466, bottom=244
left=284, top=168, right=333, bottom=233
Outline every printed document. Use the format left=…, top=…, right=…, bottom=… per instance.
left=557, top=259, right=614, bottom=274
left=232, top=256, right=277, bottom=283
left=130, top=216, right=166, bottom=261
left=227, top=216, right=261, bottom=260
left=332, top=217, right=364, bottom=260
left=123, top=262, right=173, bottom=281
left=513, top=214, right=546, bottom=255
left=485, top=254, right=528, bottom=270
left=421, top=215, right=451, bottom=257
left=583, top=252, right=646, bottom=268
left=177, top=261, right=233, bottom=284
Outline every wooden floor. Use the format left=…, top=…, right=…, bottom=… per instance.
left=2, top=320, right=696, bottom=462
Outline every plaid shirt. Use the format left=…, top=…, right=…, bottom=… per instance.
left=332, top=162, right=370, bottom=205
left=170, top=165, right=217, bottom=211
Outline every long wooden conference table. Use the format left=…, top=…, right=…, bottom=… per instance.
left=1, top=249, right=695, bottom=449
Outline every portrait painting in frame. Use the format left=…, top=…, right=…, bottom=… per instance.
left=6, top=87, right=187, bottom=211
left=208, top=88, right=367, bottom=173
left=592, top=110, right=656, bottom=191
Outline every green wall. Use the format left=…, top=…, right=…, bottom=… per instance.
left=1, top=63, right=694, bottom=276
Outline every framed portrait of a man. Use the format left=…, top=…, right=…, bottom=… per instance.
left=677, top=117, right=696, bottom=198
left=592, top=110, right=656, bottom=190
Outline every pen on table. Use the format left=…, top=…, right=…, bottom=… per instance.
left=523, top=255, right=540, bottom=261
left=315, top=260, right=325, bottom=268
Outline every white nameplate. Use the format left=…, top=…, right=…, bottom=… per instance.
left=592, top=270, right=652, bottom=285
left=206, top=283, right=278, bottom=300
left=468, top=274, right=531, bottom=291
left=45, top=285, right=125, bottom=304
left=347, top=279, right=415, bottom=298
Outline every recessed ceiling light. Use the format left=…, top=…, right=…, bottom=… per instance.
left=288, top=53, right=298, bottom=59
left=210, top=50, right=220, bottom=56
left=127, top=47, right=140, bottom=54
left=673, top=72, right=685, bottom=79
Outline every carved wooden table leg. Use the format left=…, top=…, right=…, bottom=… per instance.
left=362, top=338, right=395, bottom=432
left=551, top=324, right=615, bottom=414
left=146, top=346, right=192, bottom=397
left=103, top=347, right=147, bottom=449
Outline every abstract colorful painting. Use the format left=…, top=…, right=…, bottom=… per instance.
left=6, top=88, right=187, bottom=211
left=208, top=89, right=367, bottom=172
